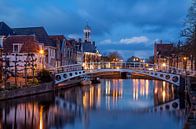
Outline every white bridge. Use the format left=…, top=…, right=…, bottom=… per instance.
left=52, top=62, right=196, bottom=86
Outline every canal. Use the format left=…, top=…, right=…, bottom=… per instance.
left=0, top=79, right=187, bottom=129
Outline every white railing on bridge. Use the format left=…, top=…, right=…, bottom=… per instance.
left=51, top=62, right=196, bottom=76
left=49, top=64, right=83, bottom=73
left=53, top=62, right=196, bottom=85
left=82, top=62, right=196, bottom=76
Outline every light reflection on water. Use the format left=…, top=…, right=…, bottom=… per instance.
left=0, top=79, right=186, bottom=129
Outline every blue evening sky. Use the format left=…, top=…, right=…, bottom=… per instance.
left=0, top=0, right=192, bottom=59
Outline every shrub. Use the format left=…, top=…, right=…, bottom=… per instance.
left=28, top=78, right=39, bottom=86
left=37, top=69, right=53, bottom=83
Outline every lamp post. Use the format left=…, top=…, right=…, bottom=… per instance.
left=39, top=49, right=44, bottom=70
left=183, top=56, right=188, bottom=71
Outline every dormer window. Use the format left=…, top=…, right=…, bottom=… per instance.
left=13, top=43, right=22, bottom=53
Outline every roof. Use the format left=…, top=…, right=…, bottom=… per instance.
left=49, top=35, right=66, bottom=48
left=3, top=35, right=40, bottom=53
left=154, top=43, right=175, bottom=57
left=82, top=41, right=97, bottom=53
left=66, top=40, right=74, bottom=48
left=49, top=35, right=65, bottom=40
left=13, top=27, right=54, bottom=47
left=0, top=22, right=13, bottom=36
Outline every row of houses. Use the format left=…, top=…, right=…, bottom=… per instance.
left=0, top=22, right=101, bottom=79
left=154, top=41, right=195, bottom=71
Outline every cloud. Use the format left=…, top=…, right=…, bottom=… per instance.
left=0, top=0, right=191, bottom=58
left=99, top=39, right=112, bottom=44
left=67, top=34, right=81, bottom=39
left=119, top=36, right=149, bottom=44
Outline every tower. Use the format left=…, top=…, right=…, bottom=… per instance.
left=83, top=23, right=91, bottom=42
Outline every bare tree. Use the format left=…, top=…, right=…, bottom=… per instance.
left=107, top=51, right=123, bottom=62
left=182, top=0, right=196, bottom=70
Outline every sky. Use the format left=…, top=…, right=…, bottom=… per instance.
left=0, top=0, right=192, bottom=59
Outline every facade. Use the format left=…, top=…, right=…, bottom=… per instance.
left=154, top=42, right=174, bottom=66
left=3, top=35, right=44, bottom=72
left=65, top=39, right=77, bottom=65
left=81, top=24, right=101, bottom=69
left=76, top=39, right=83, bottom=64
left=49, top=35, right=66, bottom=67
left=13, top=27, right=56, bottom=69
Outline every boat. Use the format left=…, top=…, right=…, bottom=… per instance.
left=80, top=76, right=92, bottom=86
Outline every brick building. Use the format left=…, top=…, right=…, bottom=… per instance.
left=13, top=27, right=56, bottom=68
left=3, top=35, right=44, bottom=72
left=65, top=39, right=78, bottom=65
left=154, top=41, right=194, bottom=71
left=154, top=42, right=174, bottom=66
left=49, top=35, right=66, bottom=67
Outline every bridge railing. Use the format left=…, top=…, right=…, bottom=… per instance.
left=83, top=62, right=196, bottom=76
left=49, top=64, right=83, bottom=74
left=52, top=62, right=196, bottom=77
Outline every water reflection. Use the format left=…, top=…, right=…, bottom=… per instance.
left=0, top=79, right=186, bottom=129
left=154, top=81, right=175, bottom=106
left=133, top=79, right=150, bottom=100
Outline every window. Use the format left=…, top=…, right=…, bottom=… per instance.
left=13, top=45, right=18, bottom=53
left=13, top=43, right=22, bottom=53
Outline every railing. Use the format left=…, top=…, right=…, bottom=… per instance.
left=54, top=62, right=196, bottom=77
left=49, top=64, right=83, bottom=73
left=83, top=62, right=196, bottom=76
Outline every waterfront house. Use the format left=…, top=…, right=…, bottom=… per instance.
left=49, top=35, right=66, bottom=67
left=154, top=41, right=195, bottom=71
left=13, top=27, right=56, bottom=69
left=76, top=39, right=84, bottom=65
left=3, top=35, right=44, bottom=73
left=65, top=39, right=78, bottom=65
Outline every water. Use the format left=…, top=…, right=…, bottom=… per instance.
left=0, top=79, right=186, bottom=129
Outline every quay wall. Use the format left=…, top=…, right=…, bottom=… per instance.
left=0, top=79, right=81, bottom=101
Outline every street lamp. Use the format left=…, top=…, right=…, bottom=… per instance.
left=162, top=63, right=166, bottom=67
left=145, top=64, right=149, bottom=67
left=183, top=56, right=188, bottom=72
left=39, top=49, right=44, bottom=55
left=39, top=49, right=44, bottom=69
left=183, top=57, right=187, bottom=61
